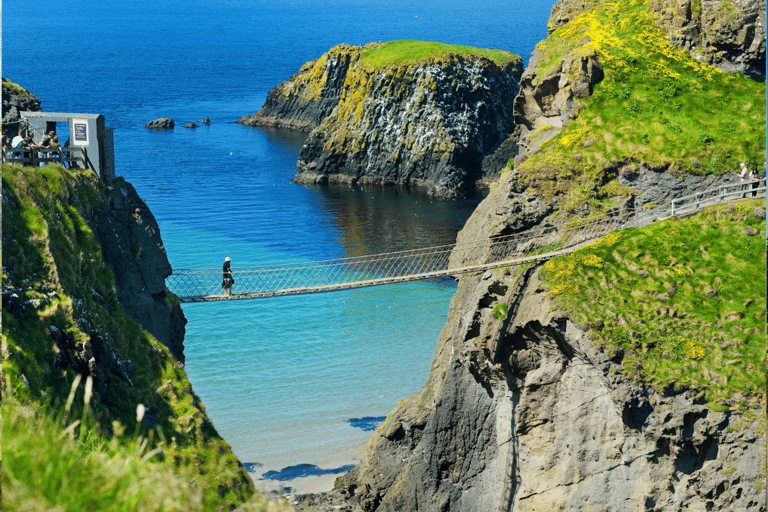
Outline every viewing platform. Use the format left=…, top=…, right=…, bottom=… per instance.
left=3, top=111, right=115, bottom=181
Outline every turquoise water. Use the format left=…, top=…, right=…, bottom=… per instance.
left=3, top=0, right=552, bottom=491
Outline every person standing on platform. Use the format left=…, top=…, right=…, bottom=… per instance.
left=748, top=165, right=759, bottom=197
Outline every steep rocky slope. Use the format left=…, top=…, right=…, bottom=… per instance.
left=1, top=164, right=258, bottom=509
left=547, top=0, right=766, bottom=80
left=299, top=243, right=764, bottom=510
left=294, top=0, right=766, bottom=510
left=239, top=41, right=524, bottom=198
left=507, top=0, right=765, bottom=172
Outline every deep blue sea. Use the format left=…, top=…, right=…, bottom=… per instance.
left=3, top=0, right=551, bottom=493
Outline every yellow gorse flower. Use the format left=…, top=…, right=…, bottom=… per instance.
left=683, top=340, right=706, bottom=360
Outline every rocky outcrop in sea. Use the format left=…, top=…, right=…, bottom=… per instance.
left=239, top=43, right=524, bottom=199
left=145, top=117, right=175, bottom=130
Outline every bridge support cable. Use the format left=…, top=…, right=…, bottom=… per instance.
left=166, top=180, right=765, bottom=302
left=166, top=214, right=622, bottom=302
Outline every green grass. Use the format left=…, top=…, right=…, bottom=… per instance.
left=2, top=164, right=282, bottom=510
left=509, top=0, right=765, bottom=216
left=539, top=200, right=766, bottom=412
left=3, top=391, right=292, bottom=512
left=2, top=78, right=37, bottom=99
left=359, top=40, right=522, bottom=69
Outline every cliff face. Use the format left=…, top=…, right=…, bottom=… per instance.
left=2, top=78, right=43, bottom=138
left=95, top=180, right=187, bottom=361
left=240, top=42, right=524, bottom=199
left=300, top=267, right=764, bottom=511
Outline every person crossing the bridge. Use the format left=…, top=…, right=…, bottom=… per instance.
left=222, top=257, right=234, bottom=296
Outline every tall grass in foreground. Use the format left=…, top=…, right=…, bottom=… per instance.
left=2, top=376, right=293, bottom=512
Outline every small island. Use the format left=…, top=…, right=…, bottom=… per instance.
left=239, top=40, right=524, bottom=199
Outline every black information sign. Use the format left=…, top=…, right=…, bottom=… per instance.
left=74, top=123, right=87, bottom=142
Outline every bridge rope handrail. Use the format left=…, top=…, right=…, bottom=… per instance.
left=170, top=211, right=629, bottom=274
left=166, top=179, right=765, bottom=302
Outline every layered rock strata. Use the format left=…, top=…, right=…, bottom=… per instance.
left=239, top=43, right=524, bottom=198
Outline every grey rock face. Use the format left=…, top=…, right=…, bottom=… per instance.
left=485, top=40, right=604, bottom=176
left=514, top=47, right=604, bottom=134
left=2, top=79, right=43, bottom=138
left=293, top=54, right=523, bottom=199
left=654, top=0, right=766, bottom=81
left=145, top=117, right=175, bottom=130
left=298, top=269, right=765, bottom=512
left=95, top=181, right=186, bottom=361
left=619, top=166, right=741, bottom=210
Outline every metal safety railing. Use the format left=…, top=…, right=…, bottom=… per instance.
left=2, top=145, right=87, bottom=169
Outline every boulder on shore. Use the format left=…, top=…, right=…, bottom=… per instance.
left=145, top=118, right=174, bottom=130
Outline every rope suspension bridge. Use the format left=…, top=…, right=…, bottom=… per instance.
left=166, top=179, right=765, bottom=303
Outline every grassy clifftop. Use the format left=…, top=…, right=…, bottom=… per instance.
left=1, top=164, right=288, bottom=511
left=358, top=40, right=522, bottom=69
left=285, top=40, right=521, bottom=103
left=510, top=0, right=765, bottom=212
left=539, top=200, right=766, bottom=415
left=2, top=78, right=37, bottom=99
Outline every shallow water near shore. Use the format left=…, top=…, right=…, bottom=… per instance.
left=4, top=0, right=551, bottom=494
